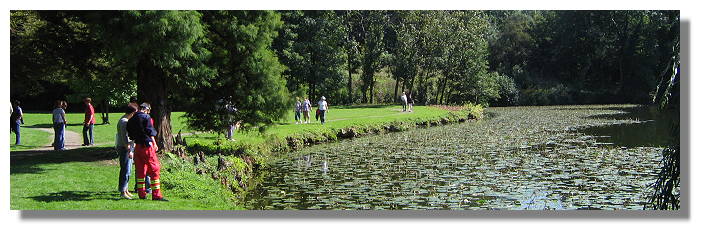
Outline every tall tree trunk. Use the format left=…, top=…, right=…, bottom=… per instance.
left=369, top=78, right=375, bottom=104
left=137, top=57, right=173, bottom=152
left=101, top=99, right=110, bottom=124
left=439, top=76, right=448, bottom=105
left=394, top=76, right=400, bottom=99
left=347, top=56, right=354, bottom=104
left=310, top=49, right=317, bottom=101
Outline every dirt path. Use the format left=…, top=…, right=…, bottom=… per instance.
left=32, top=127, right=86, bottom=151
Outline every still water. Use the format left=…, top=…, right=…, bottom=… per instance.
left=244, top=105, right=675, bottom=210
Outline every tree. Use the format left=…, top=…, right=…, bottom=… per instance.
left=92, top=10, right=211, bottom=151
left=274, top=11, right=347, bottom=103
left=358, top=11, right=388, bottom=104
left=339, top=10, right=363, bottom=104
left=184, top=10, right=289, bottom=133
left=387, top=11, right=421, bottom=100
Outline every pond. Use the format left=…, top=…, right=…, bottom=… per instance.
left=243, top=105, right=674, bottom=210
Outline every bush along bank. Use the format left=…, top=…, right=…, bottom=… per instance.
left=168, top=104, right=485, bottom=203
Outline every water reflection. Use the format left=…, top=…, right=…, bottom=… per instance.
left=580, top=106, right=678, bottom=147
left=244, top=105, right=668, bottom=210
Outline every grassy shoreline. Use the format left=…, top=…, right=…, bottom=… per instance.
left=10, top=104, right=482, bottom=210
left=178, top=105, right=483, bottom=204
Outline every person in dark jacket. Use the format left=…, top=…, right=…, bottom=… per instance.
left=126, top=103, right=167, bottom=201
left=10, top=100, right=23, bottom=145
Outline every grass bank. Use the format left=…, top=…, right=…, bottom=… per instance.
left=10, top=104, right=482, bottom=209
left=178, top=104, right=483, bottom=197
left=10, top=147, right=241, bottom=210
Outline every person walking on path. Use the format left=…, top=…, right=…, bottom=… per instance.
left=317, top=96, right=328, bottom=125
left=400, top=91, right=408, bottom=112
left=302, top=98, right=311, bottom=124
left=116, top=105, right=137, bottom=200
left=127, top=103, right=167, bottom=201
left=406, top=91, right=414, bottom=112
left=294, top=98, right=302, bottom=124
left=82, top=97, right=96, bottom=146
left=10, top=100, right=23, bottom=145
left=52, top=100, right=67, bottom=150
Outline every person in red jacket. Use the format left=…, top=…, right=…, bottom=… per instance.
left=82, top=97, right=96, bottom=146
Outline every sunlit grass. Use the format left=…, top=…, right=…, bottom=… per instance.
left=10, top=147, right=241, bottom=210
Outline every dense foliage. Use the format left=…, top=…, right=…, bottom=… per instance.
left=11, top=10, right=680, bottom=146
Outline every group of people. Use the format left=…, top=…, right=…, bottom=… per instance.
left=115, top=98, right=167, bottom=201
left=47, top=97, right=97, bottom=150
left=115, top=97, right=168, bottom=201
left=400, top=91, right=414, bottom=112
left=293, top=96, right=328, bottom=124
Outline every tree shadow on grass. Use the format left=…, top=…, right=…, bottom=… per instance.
left=24, top=123, right=54, bottom=129
left=28, top=190, right=120, bottom=202
left=11, top=147, right=116, bottom=175
left=334, top=104, right=391, bottom=110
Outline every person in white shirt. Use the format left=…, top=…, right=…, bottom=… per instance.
left=116, top=105, right=137, bottom=199
left=302, top=98, right=312, bottom=124
left=400, top=91, right=408, bottom=112
left=52, top=100, right=67, bottom=150
left=317, top=96, right=328, bottom=124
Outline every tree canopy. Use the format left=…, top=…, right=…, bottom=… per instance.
left=11, top=10, right=680, bottom=149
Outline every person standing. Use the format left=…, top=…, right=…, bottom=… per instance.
left=406, top=91, right=414, bottom=112
left=127, top=103, right=167, bottom=201
left=10, top=100, right=23, bottom=145
left=302, top=98, right=311, bottom=124
left=82, top=97, right=96, bottom=146
left=294, top=98, right=302, bottom=124
left=61, top=101, right=68, bottom=147
left=224, top=100, right=237, bottom=140
left=317, top=96, right=328, bottom=125
left=52, top=100, right=67, bottom=150
left=116, top=105, right=137, bottom=200
left=400, top=91, right=408, bottom=112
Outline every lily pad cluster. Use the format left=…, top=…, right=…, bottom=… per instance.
left=244, top=105, right=666, bottom=210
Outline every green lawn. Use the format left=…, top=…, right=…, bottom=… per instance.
left=9, top=112, right=55, bottom=151
left=9, top=112, right=194, bottom=151
left=9, top=127, right=52, bottom=151
left=184, top=105, right=455, bottom=146
left=11, top=105, right=450, bottom=150
left=10, top=105, right=461, bottom=210
left=10, top=147, right=241, bottom=210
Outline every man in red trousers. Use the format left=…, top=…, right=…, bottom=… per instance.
left=126, top=103, right=168, bottom=201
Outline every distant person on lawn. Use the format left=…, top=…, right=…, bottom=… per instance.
left=10, top=100, right=23, bottom=145
left=61, top=101, right=68, bottom=145
left=52, top=100, right=67, bottom=150
left=302, top=98, right=311, bottom=124
left=317, top=96, right=328, bottom=124
left=406, top=91, right=414, bottom=112
left=127, top=103, right=167, bottom=201
left=116, top=105, right=137, bottom=200
left=224, top=99, right=238, bottom=140
left=294, top=97, right=302, bottom=124
left=82, top=97, right=96, bottom=146
left=400, top=91, right=408, bottom=112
